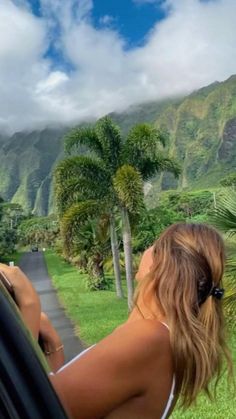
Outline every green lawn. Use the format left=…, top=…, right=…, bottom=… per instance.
left=44, top=250, right=235, bottom=419
left=44, top=250, right=128, bottom=344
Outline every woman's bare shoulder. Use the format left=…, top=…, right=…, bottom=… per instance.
left=113, top=318, right=169, bottom=338
left=50, top=320, right=167, bottom=417
left=107, top=318, right=170, bottom=358
left=51, top=319, right=172, bottom=418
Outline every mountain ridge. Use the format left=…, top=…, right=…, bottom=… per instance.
left=0, top=75, right=236, bottom=214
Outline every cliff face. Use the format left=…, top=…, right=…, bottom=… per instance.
left=0, top=75, right=236, bottom=214
left=156, top=75, right=236, bottom=190
left=0, top=128, right=67, bottom=214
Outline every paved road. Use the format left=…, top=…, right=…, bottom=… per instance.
left=19, top=251, right=83, bottom=362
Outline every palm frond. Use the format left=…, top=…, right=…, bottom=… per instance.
left=61, top=200, right=102, bottom=254
left=54, top=155, right=111, bottom=202
left=113, top=165, right=144, bottom=214
left=210, top=192, right=236, bottom=318
left=54, top=157, right=82, bottom=183
left=73, top=216, right=111, bottom=254
left=223, top=258, right=236, bottom=317
left=95, top=116, right=122, bottom=171
left=54, top=177, right=81, bottom=215
left=127, top=123, right=168, bottom=151
left=122, top=123, right=180, bottom=179
left=210, top=189, right=236, bottom=235
left=54, top=174, right=99, bottom=216
left=64, top=126, right=104, bottom=157
left=152, top=155, right=181, bottom=177
left=133, top=155, right=181, bottom=180
left=122, top=126, right=149, bottom=168
left=55, top=155, right=108, bottom=180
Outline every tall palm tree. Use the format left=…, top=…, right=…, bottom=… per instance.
left=55, top=122, right=124, bottom=298
left=113, top=165, right=144, bottom=304
left=113, top=124, right=180, bottom=309
left=55, top=117, right=180, bottom=308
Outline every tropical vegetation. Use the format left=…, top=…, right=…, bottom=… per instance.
left=18, top=215, right=59, bottom=248
left=0, top=199, right=23, bottom=260
left=209, top=188, right=236, bottom=321
left=54, top=116, right=180, bottom=308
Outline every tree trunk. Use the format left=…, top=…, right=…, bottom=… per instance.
left=93, top=255, right=105, bottom=282
left=121, top=207, right=133, bottom=310
left=110, top=214, right=124, bottom=298
left=90, top=254, right=106, bottom=290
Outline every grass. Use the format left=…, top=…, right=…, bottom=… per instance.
left=44, top=250, right=236, bottom=418
left=44, top=250, right=127, bottom=345
left=0, top=250, right=22, bottom=265
left=172, top=331, right=236, bottom=419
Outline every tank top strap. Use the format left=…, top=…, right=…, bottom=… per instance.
left=159, top=321, right=170, bottom=330
left=135, top=304, right=170, bottom=331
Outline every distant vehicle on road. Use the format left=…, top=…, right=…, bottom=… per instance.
left=31, top=246, right=38, bottom=252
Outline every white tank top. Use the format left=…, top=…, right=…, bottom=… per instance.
left=159, top=322, right=175, bottom=419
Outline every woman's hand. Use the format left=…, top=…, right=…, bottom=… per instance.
left=39, top=312, right=65, bottom=372
left=0, top=263, right=41, bottom=339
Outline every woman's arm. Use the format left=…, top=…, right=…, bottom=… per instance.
left=0, top=263, right=41, bottom=339
left=0, top=264, right=65, bottom=372
left=50, top=319, right=161, bottom=419
left=39, top=312, right=65, bottom=372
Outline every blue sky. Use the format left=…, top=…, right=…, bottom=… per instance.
left=28, top=0, right=167, bottom=71
left=1, top=0, right=236, bottom=132
left=29, top=0, right=166, bottom=47
left=92, top=0, right=166, bottom=48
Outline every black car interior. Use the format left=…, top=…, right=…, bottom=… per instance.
left=0, top=284, right=68, bottom=419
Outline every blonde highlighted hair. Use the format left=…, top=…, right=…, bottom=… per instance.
left=134, top=223, right=233, bottom=407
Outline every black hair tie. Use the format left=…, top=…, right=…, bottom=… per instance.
left=210, top=287, right=225, bottom=300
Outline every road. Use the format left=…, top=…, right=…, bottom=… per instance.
left=19, top=251, right=83, bottom=362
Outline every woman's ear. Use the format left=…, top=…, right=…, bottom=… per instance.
left=135, top=246, right=154, bottom=282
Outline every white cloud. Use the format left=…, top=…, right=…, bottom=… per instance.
left=36, top=71, right=69, bottom=93
left=99, top=15, right=114, bottom=26
left=1, top=0, right=236, bottom=133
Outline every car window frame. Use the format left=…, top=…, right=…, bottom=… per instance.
left=0, top=283, right=68, bottom=419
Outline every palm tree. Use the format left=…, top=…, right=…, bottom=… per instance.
left=55, top=117, right=180, bottom=309
left=55, top=123, right=124, bottom=298
left=62, top=208, right=111, bottom=290
left=113, top=124, right=180, bottom=309
left=113, top=165, right=144, bottom=304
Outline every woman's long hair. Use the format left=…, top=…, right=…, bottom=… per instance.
left=134, top=223, right=233, bottom=407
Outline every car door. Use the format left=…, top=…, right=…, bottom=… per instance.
left=0, top=283, right=68, bottom=419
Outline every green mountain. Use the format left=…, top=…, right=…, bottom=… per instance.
left=1, top=75, right=236, bottom=214
left=0, top=128, right=67, bottom=214
left=157, top=75, right=236, bottom=191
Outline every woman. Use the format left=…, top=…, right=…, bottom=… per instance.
left=0, top=223, right=233, bottom=418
